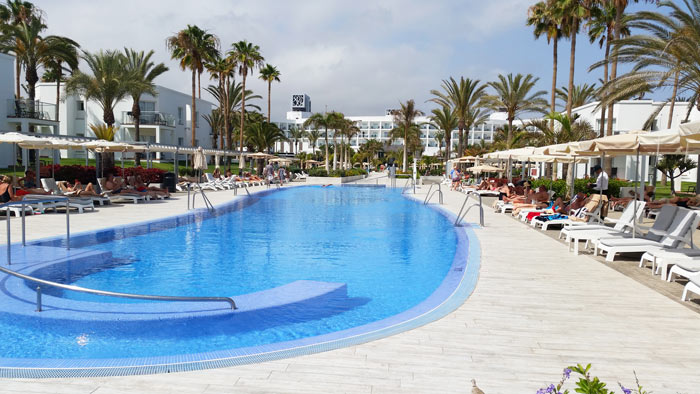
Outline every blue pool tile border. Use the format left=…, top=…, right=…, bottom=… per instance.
left=0, top=186, right=481, bottom=378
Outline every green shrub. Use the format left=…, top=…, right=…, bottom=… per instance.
left=308, top=168, right=328, bottom=177
left=530, top=178, right=632, bottom=198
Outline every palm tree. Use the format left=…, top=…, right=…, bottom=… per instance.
left=557, top=0, right=591, bottom=118
left=205, top=79, right=261, bottom=151
left=434, top=130, right=445, bottom=158
left=0, top=18, right=79, bottom=107
left=205, top=52, right=234, bottom=152
left=123, top=48, right=168, bottom=166
left=338, top=119, right=360, bottom=169
left=555, top=82, right=598, bottom=109
left=597, top=0, right=699, bottom=125
left=246, top=121, right=286, bottom=153
left=304, top=112, right=343, bottom=171
left=527, top=0, right=563, bottom=124
left=483, top=73, right=548, bottom=148
left=389, top=100, right=424, bottom=171
left=203, top=109, right=223, bottom=149
left=166, top=25, right=219, bottom=147
left=429, top=106, right=458, bottom=163
left=228, top=40, right=265, bottom=168
left=258, top=63, right=280, bottom=122
left=306, top=127, right=321, bottom=156
left=41, top=38, right=79, bottom=124
left=0, top=0, right=42, bottom=99
left=288, top=125, right=304, bottom=155
left=429, top=77, right=487, bottom=159
left=587, top=1, right=629, bottom=136
left=65, top=50, right=134, bottom=128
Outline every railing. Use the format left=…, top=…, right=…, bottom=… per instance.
left=121, top=111, right=176, bottom=127
left=6, top=99, right=56, bottom=121
left=455, top=191, right=484, bottom=227
left=423, top=183, right=443, bottom=205
left=401, top=177, right=416, bottom=194
left=0, top=265, right=236, bottom=311
left=2, top=197, right=71, bottom=265
left=187, top=182, right=214, bottom=212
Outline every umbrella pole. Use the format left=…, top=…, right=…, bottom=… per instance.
left=696, top=154, right=700, bottom=195
left=633, top=148, right=640, bottom=238
left=12, top=143, right=16, bottom=178
left=174, top=147, right=179, bottom=179
left=35, top=148, right=40, bottom=187
left=598, top=152, right=604, bottom=224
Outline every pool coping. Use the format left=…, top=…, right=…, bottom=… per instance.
left=0, top=186, right=482, bottom=378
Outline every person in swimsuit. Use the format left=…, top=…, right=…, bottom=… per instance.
left=0, top=176, right=16, bottom=202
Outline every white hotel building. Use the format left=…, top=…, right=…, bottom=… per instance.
left=275, top=94, right=700, bottom=183
left=0, top=53, right=214, bottom=168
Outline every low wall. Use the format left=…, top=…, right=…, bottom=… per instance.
left=305, top=175, right=366, bottom=185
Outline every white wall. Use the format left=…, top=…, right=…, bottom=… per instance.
left=0, top=53, right=15, bottom=168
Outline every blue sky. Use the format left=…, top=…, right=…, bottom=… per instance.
left=33, top=0, right=664, bottom=119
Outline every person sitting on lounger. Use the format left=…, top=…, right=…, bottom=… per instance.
left=57, top=180, right=100, bottom=196
left=475, top=179, right=489, bottom=190
left=134, top=175, right=170, bottom=197
left=15, top=171, right=51, bottom=196
left=450, top=168, right=461, bottom=191
left=0, top=175, right=18, bottom=202
left=105, top=174, right=146, bottom=196
left=511, top=186, right=552, bottom=214
left=610, top=186, right=654, bottom=210
left=126, top=176, right=161, bottom=199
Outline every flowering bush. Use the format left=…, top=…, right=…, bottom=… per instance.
left=38, top=165, right=166, bottom=184
left=536, top=364, right=647, bottom=394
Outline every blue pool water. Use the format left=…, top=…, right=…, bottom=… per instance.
left=0, top=186, right=459, bottom=362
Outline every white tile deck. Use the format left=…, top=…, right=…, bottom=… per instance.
left=1, top=181, right=699, bottom=393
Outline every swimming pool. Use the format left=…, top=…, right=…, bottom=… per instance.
left=0, top=185, right=479, bottom=377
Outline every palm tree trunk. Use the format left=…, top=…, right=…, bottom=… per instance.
left=599, top=30, right=611, bottom=137
left=332, top=135, right=337, bottom=171
left=550, top=37, right=558, bottom=128
left=15, top=59, right=20, bottom=99
left=445, top=133, right=451, bottom=167
left=507, top=118, right=514, bottom=149
left=191, top=69, right=197, bottom=147
left=55, top=70, right=61, bottom=123
left=668, top=70, right=680, bottom=129
left=458, top=126, right=464, bottom=158
left=566, top=18, right=578, bottom=118
left=239, top=71, right=247, bottom=169
left=324, top=127, right=329, bottom=171
left=403, top=128, right=408, bottom=171
left=605, top=5, right=624, bottom=175
left=197, top=71, right=201, bottom=99
left=133, top=100, right=142, bottom=166
left=267, top=81, right=272, bottom=123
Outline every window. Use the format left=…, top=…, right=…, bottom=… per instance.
left=139, top=101, right=155, bottom=112
left=178, top=107, right=184, bottom=125
left=76, top=100, right=85, bottom=111
left=178, top=137, right=184, bottom=146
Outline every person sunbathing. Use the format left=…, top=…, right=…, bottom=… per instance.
left=610, top=186, right=654, bottom=209
left=646, top=195, right=687, bottom=209
left=104, top=174, right=147, bottom=197
left=0, top=175, right=18, bottom=202
left=15, top=172, right=51, bottom=196
left=57, top=180, right=100, bottom=196
left=135, top=175, right=170, bottom=197
left=511, top=186, right=551, bottom=214
left=475, top=179, right=489, bottom=190
left=126, top=176, right=161, bottom=199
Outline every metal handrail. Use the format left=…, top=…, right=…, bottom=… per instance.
left=187, top=182, right=214, bottom=212
left=424, top=183, right=443, bottom=205
left=401, top=177, right=415, bottom=194
left=2, top=196, right=71, bottom=265
left=0, top=265, right=236, bottom=311
left=455, top=191, right=484, bottom=227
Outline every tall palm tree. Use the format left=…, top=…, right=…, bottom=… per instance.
left=429, top=106, right=458, bottom=163
left=205, top=52, right=234, bottom=152
left=0, top=18, right=79, bottom=106
left=203, top=109, right=222, bottom=149
left=258, top=63, right=280, bottom=123
left=558, top=0, right=591, bottom=118
left=555, top=82, right=598, bottom=109
left=338, top=119, right=360, bottom=169
left=288, top=125, right=304, bottom=155
left=246, top=121, right=286, bottom=153
left=228, top=40, right=264, bottom=168
left=433, top=130, right=445, bottom=158
left=389, top=100, right=424, bottom=171
left=304, top=112, right=343, bottom=171
left=66, top=50, right=135, bottom=170
left=484, top=73, right=548, bottom=148
left=527, top=0, right=563, bottom=124
left=166, top=25, right=219, bottom=147
left=41, top=38, right=79, bottom=124
left=205, top=79, right=261, bottom=150
left=0, top=0, right=41, bottom=99
left=123, top=48, right=168, bottom=166
left=597, top=1, right=699, bottom=122
left=429, top=77, right=487, bottom=159
left=306, top=127, right=321, bottom=156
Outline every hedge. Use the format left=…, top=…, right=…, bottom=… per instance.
left=529, top=178, right=632, bottom=198
left=38, top=164, right=166, bottom=184
left=307, top=168, right=366, bottom=177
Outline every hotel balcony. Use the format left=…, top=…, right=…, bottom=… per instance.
left=7, top=99, right=56, bottom=121
left=121, top=111, right=175, bottom=127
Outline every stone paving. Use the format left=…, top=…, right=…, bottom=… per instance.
left=0, top=180, right=699, bottom=393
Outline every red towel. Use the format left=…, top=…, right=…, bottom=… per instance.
left=526, top=212, right=543, bottom=221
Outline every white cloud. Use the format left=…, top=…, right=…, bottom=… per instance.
left=32, top=0, right=536, bottom=118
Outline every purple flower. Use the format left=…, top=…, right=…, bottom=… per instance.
left=536, top=389, right=546, bottom=394
left=619, top=384, right=632, bottom=394
left=547, top=384, right=556, bottom=393
left=563, top=368, right=571, bottom=380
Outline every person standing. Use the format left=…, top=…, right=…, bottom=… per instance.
left=588, top=164, right=609, bottom=217
left=264, top=162, right=274, bottom=187
left=278, top=166, right=286, bottom=186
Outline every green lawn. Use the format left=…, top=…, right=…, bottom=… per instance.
left=627, top=181, right=697, bottom=200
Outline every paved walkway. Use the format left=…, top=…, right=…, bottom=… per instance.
left=1, top=182, right=699, bottom=393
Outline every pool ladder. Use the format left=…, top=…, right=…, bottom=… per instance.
left=455, top=191, right=484, bottom=227
left=187, top=183, right=214, bottom=212
left=423, top=184, right=443, bottom=205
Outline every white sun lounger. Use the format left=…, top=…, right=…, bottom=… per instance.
left=595, top=207, right=700, bottom=262
left=560, top=202, right=647, bottom=255
left=640, top=248, right=700, bottom=280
